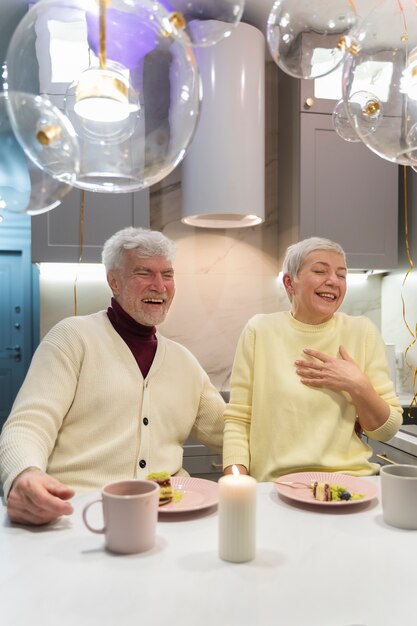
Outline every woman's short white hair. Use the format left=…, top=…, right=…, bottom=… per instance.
left=102, top=227, right=176, bottom=272
left=282, top=237, right=346, bottom=279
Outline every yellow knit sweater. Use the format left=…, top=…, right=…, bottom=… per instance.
left=223, top=311, right=403, bottom=482
left=0, top=312, right=225, bottom=498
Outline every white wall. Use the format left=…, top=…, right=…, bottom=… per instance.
left=381, top=270, right=417, bottom=402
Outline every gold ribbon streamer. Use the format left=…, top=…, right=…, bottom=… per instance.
left=74, top=191, right=85, bottom=316
left=397, top=0, right=407, bottom=40
left=99, top=0, right=107, bottom=70
left=347, top=0, right=358, bottom=16
left=401, top=166, right=417, bottom=414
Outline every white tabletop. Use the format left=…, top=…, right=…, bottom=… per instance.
left=0, top=479, right=415, bottom=626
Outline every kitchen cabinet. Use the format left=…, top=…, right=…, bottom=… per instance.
left=362, top=432, right=417, bottom=468
left=31, top=188, right=150, bottom=263
left=182, top=389, right=228, bottom=481
left=399, top=166, right=417, bottom=266
left=277, top=72, right=399, bottom=270
left=297, top=74, right=343, bottom=115
left=183, top=437, right=222, bottom=482
left=0, top=213, right=36, bottom=427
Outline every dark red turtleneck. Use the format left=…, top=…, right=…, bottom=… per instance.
left=107, top=298, right=157, bottom=378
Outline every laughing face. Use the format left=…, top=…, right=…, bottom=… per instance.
left=283, top=250, right=347, bottom=324
left=107, top=249, right=175, bottom=326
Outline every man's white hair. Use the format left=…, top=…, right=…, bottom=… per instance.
left=102, top=227, right=176, bottom=272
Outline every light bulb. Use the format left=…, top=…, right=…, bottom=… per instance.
left=73, top=68, right=135, bottom=122
left=74, top=97, right=128, bottom=122
left=65, top=63, right=140, bottom=143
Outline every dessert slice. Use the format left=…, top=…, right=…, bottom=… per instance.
left=311, top=481, right=364, bottom=502
left=147, top=471, right=173, bottom=504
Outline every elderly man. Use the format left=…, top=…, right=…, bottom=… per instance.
left=0, top=227, right=224, bottom=525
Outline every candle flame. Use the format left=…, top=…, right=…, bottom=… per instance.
left=232, top=465, right=240, bottom=478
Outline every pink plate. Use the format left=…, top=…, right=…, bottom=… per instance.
left=274, top=471, right=379, bottom=507
left=158, top=476, right=218, bottom=513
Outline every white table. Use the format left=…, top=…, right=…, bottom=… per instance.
left=0, top=479, right=415, bottom=626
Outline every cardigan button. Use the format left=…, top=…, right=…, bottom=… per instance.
left=143, top=417, right=149, bottom=425
left=139, top=459, right=147, bottom=469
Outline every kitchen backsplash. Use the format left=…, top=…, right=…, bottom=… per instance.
left=381, top=270, right=417, bottom=402
left=39, top=262, right=415, bottom=399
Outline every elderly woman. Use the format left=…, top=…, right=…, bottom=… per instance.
left=223, top=237, right=403, bottom=481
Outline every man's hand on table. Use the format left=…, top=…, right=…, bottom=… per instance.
left=7, top=468, right=75, bottom=525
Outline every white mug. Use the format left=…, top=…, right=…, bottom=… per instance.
left=83, top=479, right=160, bottom=554
left=380, top=464, right=417, bottom=530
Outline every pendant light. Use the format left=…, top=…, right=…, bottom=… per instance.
left=4, top=0, right=201, bottom=193
left=181, top=21, right=265, bottom=229
left=65, top=0, right=140, bottom=129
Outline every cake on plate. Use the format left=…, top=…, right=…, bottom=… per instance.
left=311, top=481, right=364, bottom=502
left=147, top=471, right=173, bottom=504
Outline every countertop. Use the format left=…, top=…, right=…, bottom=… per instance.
left=1, top=479, right=416, bottom=626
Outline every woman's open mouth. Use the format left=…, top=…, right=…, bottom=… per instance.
left=316, top=292, right=337, bottom=302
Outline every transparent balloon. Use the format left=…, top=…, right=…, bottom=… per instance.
left=332, top=98, right=361, bottom=142
left=5, top=0, right=201, bottom=193
left=158, top=0, right=245, bottom=47
left=342, top=0, right=417, bottom=166
left=406, top=341, right=417, bottom=369
left=0, top=92, right=72, bottom=215
left=6, top=91, right=80, bottom=184
left=267, top=0, right=358, bottom=79
left=342, top=90, right=382, bottom=140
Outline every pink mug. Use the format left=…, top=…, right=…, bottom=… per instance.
left=82, top=480, right=160, bottom=554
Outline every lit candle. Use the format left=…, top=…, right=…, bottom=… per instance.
left=218, top=466, right=257, bottom=563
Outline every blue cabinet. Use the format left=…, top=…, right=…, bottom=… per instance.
left=0, top=213, right=37, bottom=425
